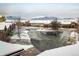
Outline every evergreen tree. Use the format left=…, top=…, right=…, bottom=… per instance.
left=4, top=25, right=7, bottom=32
left=50, top=20, right=61, bottom=30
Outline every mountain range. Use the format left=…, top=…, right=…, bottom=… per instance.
left=5, top=16, right=76, bottom=20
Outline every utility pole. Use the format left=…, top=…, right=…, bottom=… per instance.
left=17, top=17, right=21, bottom=39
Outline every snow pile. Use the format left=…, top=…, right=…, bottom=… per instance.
left=38, top=41, right=79, bottom=56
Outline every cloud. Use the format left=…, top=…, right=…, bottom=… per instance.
left=0, top=6, right=79, bottom=17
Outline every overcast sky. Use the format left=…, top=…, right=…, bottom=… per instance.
left=0, top=3, right=79, bottom=18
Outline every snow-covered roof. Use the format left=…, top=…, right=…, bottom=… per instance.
left=60, top=21, right=71, bottom=24
left=0, top=22, right=12, bottom=30
left=37, top=28, right=54, bottom=32
left=58, top=20, right=77, bottom=24
left=38, top=41, right=79, bottom=56
left=30, top=20, right=52, bottom=24
left=0, top=41, right=23, bottom=56
left=23, top=26, right=40, bottom=30
left=5, top=20, right=16, bottom=23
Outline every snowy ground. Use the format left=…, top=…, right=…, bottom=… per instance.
left=9, top=26, right=34, bottom=51
left=9, top=26, right=79, bottom=56
left=10, top=27, right=31, bottom=45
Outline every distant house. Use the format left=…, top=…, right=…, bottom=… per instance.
left=57, top=19, right=78, bottom=28
left=76, top=19, right=79, bottom=32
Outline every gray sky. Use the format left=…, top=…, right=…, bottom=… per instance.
left=0, top=3, right=79, bottom=18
